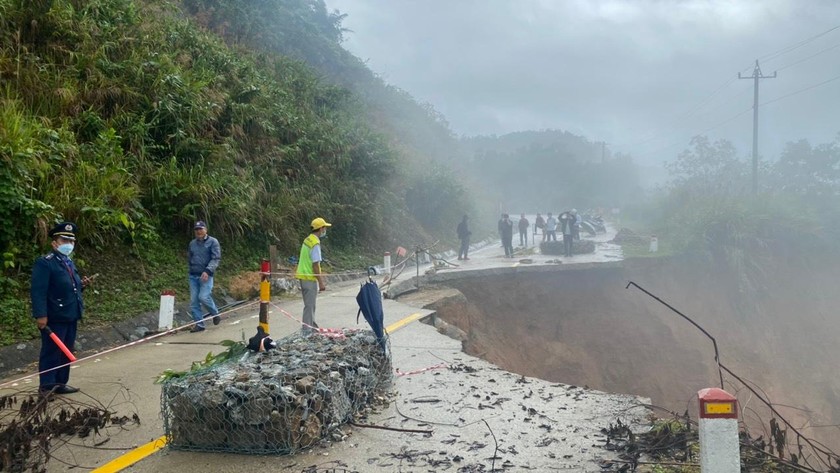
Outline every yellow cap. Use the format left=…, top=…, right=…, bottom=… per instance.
left=311, top=217, right=332, bottom=230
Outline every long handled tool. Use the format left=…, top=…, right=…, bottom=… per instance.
left=42, top=326, right=77, bottom=362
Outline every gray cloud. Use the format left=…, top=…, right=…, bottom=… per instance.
left=326, top=0, right=840, bottom=164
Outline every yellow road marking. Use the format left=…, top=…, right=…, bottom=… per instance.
left=386, top=312, right=426, bottom=334
left=96, top=311, right=427, bottom=472
left=91, top=436, right=168, bottom=473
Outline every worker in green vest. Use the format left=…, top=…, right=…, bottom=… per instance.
left=296, top=217, right=332, bottom=334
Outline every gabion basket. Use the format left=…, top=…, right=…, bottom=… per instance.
left=161, top=329, right=391, bottom=454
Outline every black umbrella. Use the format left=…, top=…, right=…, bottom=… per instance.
left=356, top=271, right=387, bottom=353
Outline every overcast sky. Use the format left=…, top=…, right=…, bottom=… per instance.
left=325, top=0, right=840, bottom=165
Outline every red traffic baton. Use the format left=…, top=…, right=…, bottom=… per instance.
left=42, top=326, right=77, bottom=362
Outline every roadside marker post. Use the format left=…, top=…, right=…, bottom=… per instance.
left=259, top=259, right=270, bottom=333
left=158, top=290, right=175, bottom=331
left=698, top=388, right=740, bottom=473
left=383, top=251, right=391, bottom=275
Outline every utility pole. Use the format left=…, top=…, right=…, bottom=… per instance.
left=739, top=60, right=776, bottom=194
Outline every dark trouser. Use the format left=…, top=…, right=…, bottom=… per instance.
left=39, top=320, right=77, bottom=390
left=573, top=226, right=580, bottom=241
left=519, top=230, right=527, bottom=246
left=547, top=230, right=557, bottom=241
left=459, top=237, right=470, bottom=259
left=563, top=234, right=573, bottom=257
left=503, top=237, right=514, bottom=257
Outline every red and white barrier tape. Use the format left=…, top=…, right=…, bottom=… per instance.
left=0, top=300, right=261, bottom=389
left=270, top=302, right=354, bottom=340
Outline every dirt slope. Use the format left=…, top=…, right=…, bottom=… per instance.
left=427, top=255, right=840, bottom=449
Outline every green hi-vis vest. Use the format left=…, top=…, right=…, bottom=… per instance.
left=296, top=234, right=320, bottom=281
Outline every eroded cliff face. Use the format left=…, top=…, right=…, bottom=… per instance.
left=423, top=256, right=840, bottom=449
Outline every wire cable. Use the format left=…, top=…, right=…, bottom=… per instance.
left=759, top=24, right=840, bottom=64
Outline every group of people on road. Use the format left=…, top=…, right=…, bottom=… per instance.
left=534, top=210, right=580, bottom=257
left=31, top=216, right=333, bottom=397
left=453, top=210, right=584, bottom=263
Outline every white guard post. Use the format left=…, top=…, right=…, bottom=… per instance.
left=649, top=235, right=659, bottom=253
left=383, top=252, right=391, bottom=275
left=698, top=387, right=741, bottom=473
left=158, top=290, right=175, bottom=331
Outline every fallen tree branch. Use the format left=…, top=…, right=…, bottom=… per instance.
left=348, top=421, right=432, bottom=435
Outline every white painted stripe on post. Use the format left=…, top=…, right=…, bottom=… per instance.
left=158, top=292, right=175, bottom=331
left=698, top=388, right=741, bottom=473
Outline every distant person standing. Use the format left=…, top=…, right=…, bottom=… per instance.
left=31, top=222, right=93, bottom=395
left=545, top=212, right=558, bottom=242
left=297, top=217, right=332, bottom=334
left=497, top=214, right=506, bottom=247
left=500, top=214, right=514, bottom=257
left=457, top=215, right=471, bottom=260
left=535, top=213, right=545, bottom=241
left=518, top=214, right=530, bottom=246
left=188, top=220, right=221, bottom=332
left=572, top=209, right=581, bottom=241
left=501, top=214, right=513, bottom=258
left=559, top=211, right=575, bottom=257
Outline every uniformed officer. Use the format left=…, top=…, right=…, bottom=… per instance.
left=31, top=222, right=92, bottom=395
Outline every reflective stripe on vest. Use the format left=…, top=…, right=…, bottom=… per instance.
left=296, top=234, right=320, bottom=281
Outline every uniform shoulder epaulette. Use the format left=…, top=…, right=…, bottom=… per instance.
left=44, top=253, right=55, bottom=259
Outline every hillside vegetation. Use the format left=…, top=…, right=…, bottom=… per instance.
left=0, top=0, right=473, bottom=344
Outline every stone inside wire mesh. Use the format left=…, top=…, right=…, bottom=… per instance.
left=161, top=330, right=391, bottom=454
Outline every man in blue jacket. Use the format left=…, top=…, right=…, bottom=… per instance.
left=188, top=221, right=221, bottom=332
left=31, top=222, right=92, bottom=395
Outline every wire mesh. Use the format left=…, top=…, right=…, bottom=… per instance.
left=161, top=329, right=392, bottom=454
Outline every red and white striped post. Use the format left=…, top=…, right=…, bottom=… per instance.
left=158, top=290, right=175, bottom=330
left=698, top=388, right=741, bottom=473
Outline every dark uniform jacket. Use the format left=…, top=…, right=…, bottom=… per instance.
left=31, top=251, right=84, bottom=323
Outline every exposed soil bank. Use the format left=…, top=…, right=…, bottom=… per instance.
left=422, top=256, right=840, bottom=449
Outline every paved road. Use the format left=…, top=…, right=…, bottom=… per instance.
left=1, top=226, right=645, bottom=472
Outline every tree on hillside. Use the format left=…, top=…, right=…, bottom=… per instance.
left=771, top=137, right=840, bottom=197
left=665, top=136, right=749, bottom=197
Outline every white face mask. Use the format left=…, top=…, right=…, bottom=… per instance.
left=321, top=229, right=327, bottom=237
left=57, top=243, right=74, bottom=256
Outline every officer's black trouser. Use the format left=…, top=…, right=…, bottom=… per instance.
left=39, top=320, right=77, bottom=390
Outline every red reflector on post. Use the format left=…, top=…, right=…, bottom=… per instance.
left=698, top=388, right=738, bottom=419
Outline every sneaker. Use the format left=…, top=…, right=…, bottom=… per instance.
left=212, top=315, right=221, bottom=325
left=189, top=326, right=205, bottom=333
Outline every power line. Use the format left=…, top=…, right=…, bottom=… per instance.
left=630, top=84, right=752, bottom=156
left=626, top=79, right=747, bottom=150
left=631, top=106, right=753, bottom=162
left=775, top=42, right=840, bottom=72
left=760, top=73, right=840, bottom=107
left=758, top=23, right=840, bottom=64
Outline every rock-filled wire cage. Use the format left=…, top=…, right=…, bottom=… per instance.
left=160, top=330, right=391, bottom=454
